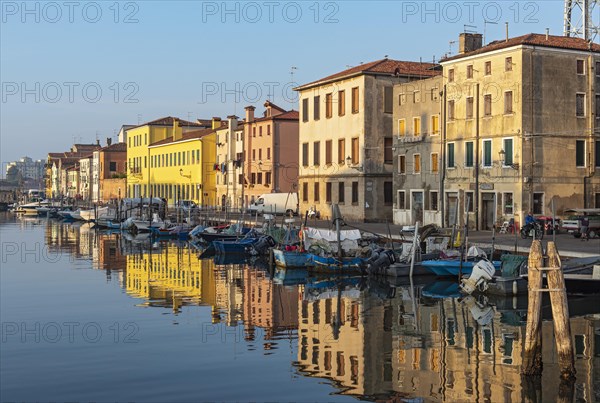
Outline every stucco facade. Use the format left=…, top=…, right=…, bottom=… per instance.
left=441, top=33, right=600, bottom=229
left=215, top=116, right=245, bottom=210
left=295, top=59, right=439, bottom=222
left=393, top=76, right=443, bottom=226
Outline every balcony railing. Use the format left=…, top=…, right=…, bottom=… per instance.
left=397, top=134, right=424, bottom=143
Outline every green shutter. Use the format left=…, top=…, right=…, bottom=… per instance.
left=576, top=140, right=585, bottom=167
left=448, top=143, right=455, bottom=168
left=484, top=141, right=492, bottom=166
left=504, top=139, right=513, bottom=165
left=466, top=142, right=474, bottom=167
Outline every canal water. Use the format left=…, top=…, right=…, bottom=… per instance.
left=1, top=213, right=599, bottom=402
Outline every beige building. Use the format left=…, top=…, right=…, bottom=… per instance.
left=393, top=75, right=443, bottom=226
left=440, top=33, right=600, bottom=229
left=215, top=116, right=245, bottom=210
left=243, top=102, right=299, bottom=207
left=295, top=59, right=439, bottom=222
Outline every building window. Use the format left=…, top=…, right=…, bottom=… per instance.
left=351, top=137, right=359, bottom=165
left=326, top=182, right=332, bottom=202
left=351, top=87, right=359, bottom=113
left=413, top=117, right=421, bottom=136
left=576, top=140, right=586, bottom=167
left=467, top=65, right=473, bottom=79
left=596, top=94, right=600, bottom=119
left=596, top=61, right=600, bottom=77
left=397, top=191, right=406, bottom=209
left=465, top=141, right=474, bottom=167
left=448, top=69, right=455, bottom=82
left=484, top=94, right=492, bottom=116
left=503, top=138, right=514, bottom=166
left=413, top=154, right=421, bottom=173
left=267, top=147, right=271, bottom=160
left=259, top=127, right=263, bottom=136
left=413, top=90, right=420, bottom=103
left=482, top=139, right=492, bottom=167
left=251, top=173, right=256, bottom=184
left=326, top=93, right=333, bottom=118
left=338, top=90, right=346, bottom=116
left=533, top=193, right=544, bottom=215
left=465, top=191, right=475, bottom=212
left=577, top=93, right=586, bottom=117
left=431, top=115, right=439, bottom=135
left=384, top=87, right=393, bottom=113
left=313, top=141, right=320, bottom=166
left=338, top=182, right=345, bottom=203
left=257, top=172, right=263, bottom=184
left=398, top=92, right=406, bottom=105
left=431, top=153, right=439, bottom=173
left=399, top=155, right=406, bottom=174
left=314, top=96, right=320, bottom=121
left=398, top=119, right=406, bottom=137
left=448, top=100, right=455, bottom=120
left=596, top=141, right=600, bottom=167
left=265, top=172, right=271, bottom=185
left=109, top=161, right=117, bottom=172
left=258, top=149, right=262, bottom=160
left=252, top=149, right=256, bottom=161
left=466, top=97, right=474, bottom=119
left=325, top=140, right=332, bottom=165
left=503, top=193, right=514, bottom=215
left=302, top=98, right=309, bottom=122
left=252, top=127, right=256, bottom=137
left=351, top=182, right=359, bottom=204
left=302, top=143, right=309, bottom=167
left=313, top=182, right=319, bottom=202
left=505, top=57, right=513, bottom=72
left=384, top=138, right=393, bottom=164
left=505, top=91, right=513, bottom=114
left=577, top=59, right=585, bottom=75
left=302, top=182, right=308, bottom=202
left=447, top=143, right=455, bottom=168
left=430, top=191, right=439, bottom=211
left=485, top=61, right=491, bottom=75
left=338, top=139, right=345, bottom=164
left=384, top=182, right=393, bottom=205
left=267, top=125, right=271, bottom=135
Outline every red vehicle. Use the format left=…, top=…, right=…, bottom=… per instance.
left=536, top=216, right=561, bottom=235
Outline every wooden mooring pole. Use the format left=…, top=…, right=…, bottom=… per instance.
left=522, top=240, right=576, bottom=380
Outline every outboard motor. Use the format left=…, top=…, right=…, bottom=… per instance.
left=366, top=248, right=397, bottom=274
left=460, top=259, right=496, bottom=294
left=461, top=295, right=495, bottom=326
left=250, top=235, right=276, bottom=255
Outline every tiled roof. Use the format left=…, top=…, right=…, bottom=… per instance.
left=296, top=58, right=440, bottom=90
left=441, top=33, right=600, bottom=62
left=149, top=128, right=215, bottom=147
left=252, top=109, right=299, bottom=123
left=102, top=142, right=127, bottom=152
left=127, top=116, right=209, bottom=131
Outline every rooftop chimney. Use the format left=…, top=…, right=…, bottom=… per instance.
left=546, top=28, right=550, bottom=40
left=106, top=138, right=112, bottom=146
left=459, top=33, right=483, bottom=54
left=212, top=117, right=222, bottom=130
left=245, top=106, right=256, bottom=123
left=173, top=118, right=182, bottom=141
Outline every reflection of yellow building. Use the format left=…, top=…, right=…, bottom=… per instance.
left=213, top=264, right=245, bottom=326
left=125, top=244, right=217, bottom=313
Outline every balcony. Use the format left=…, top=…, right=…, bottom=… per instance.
left=397, top=134, right=424, bottom=143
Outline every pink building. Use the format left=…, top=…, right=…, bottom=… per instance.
left=243, top=101, right=299, bottom=205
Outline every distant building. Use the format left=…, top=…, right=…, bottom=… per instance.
left=5, top=156, right=45, bottom=182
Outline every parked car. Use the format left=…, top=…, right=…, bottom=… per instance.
left=561, top=209, right=600, bottom=238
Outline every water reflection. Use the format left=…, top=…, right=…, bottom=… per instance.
left=33, top=217, right=600, bottom=401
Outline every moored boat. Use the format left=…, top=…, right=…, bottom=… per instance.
left=420, top=259, right=502, bottom=276
left=272, top=247, right=310, bottom=268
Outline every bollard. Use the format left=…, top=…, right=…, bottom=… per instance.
left=546, top=242, right=576, bottom=380
left=522, top=240, right=544, bottom=376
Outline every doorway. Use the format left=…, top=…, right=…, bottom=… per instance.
left=411, top=191, right=423, bottom=224
left=446, top=193, right=458, bottom=227
left=481, top=193, right=496, bottom=230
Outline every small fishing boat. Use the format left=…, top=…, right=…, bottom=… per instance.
left=78, top=207, right=109, bottom=222
left=272, top=247, right=310, bottom=268
left=308, top=254, right=366, bottom=273
left=421, top=259, right=502, bottom=276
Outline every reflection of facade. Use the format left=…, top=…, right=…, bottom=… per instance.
left=296, top=284, right=391, bottom=397
left=125, top=245, right=218, bottom=312
left=213, top=264, right=245, bottom=326
left=243, top=267, right=299, bottom=341
left=94, top=233, right=127, bottom=284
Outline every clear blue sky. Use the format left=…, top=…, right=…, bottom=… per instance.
left=0, top=1, right=568, bottom=164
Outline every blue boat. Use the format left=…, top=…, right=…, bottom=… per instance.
left=421, top=259, right=502, bottom=276
left=273, top=248, right=310, bottom=268
left=421, top=281, right=462, bottom=299
left=307, top=254, right=365, bottom=273
left=212, top=237, right=258, bottom=254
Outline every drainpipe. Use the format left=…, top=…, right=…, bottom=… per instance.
left=475, top=83, right=480, bottom=230
left=441, top=84, right=447, bottom=227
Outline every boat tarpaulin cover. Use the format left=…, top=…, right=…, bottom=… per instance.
left=302, top=228, right=361, bottom=253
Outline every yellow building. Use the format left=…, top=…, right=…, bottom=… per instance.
left=126, top=116, right=217, bottom=205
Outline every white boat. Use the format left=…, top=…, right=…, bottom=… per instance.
left=78, top=207, right=109, bottom=222
left=132, top=213, right=165, bottom=232
left=14, top=200, right=51, bottom=215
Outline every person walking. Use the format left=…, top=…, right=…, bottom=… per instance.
left=580, top=213, right=590, bottom=241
